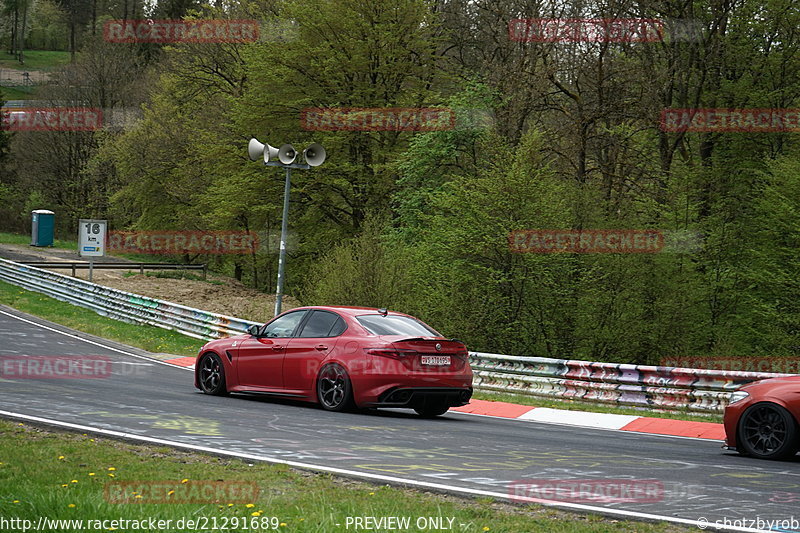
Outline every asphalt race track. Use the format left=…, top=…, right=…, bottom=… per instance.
left=1, top=305, right=799, bottom=533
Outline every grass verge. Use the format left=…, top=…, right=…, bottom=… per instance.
left=0, top=231, right=78, bottom=250
left=1, top=85, right=36, bottom=99
left=0, top=420, right=690, bottom=533
left=0, top=50, right=71, bottom=70
left=0, top=279, right=201, bottom=357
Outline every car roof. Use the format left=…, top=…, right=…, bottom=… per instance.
left=290, top=305, right=408, bottom=317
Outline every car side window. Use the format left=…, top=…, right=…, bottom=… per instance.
left=297, top=311, right=346, bottom=338
left=260, top=310, right=307, bottom=338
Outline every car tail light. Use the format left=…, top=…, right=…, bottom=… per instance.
left=364, top=348, right=417, bottom=359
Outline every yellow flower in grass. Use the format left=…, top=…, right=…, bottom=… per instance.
left=70, top=480, right=78, bottom=484
left=251, top=512, right=261, bottom=517
left=61, top=484, right=68, bottom=488
left=12, top=500, right=19, bottom=503
left=245, top=504, right=255, bottom=508
left=108, top=467, right=116, bottom=471
left=483, top=528, right=490, bottom=532
left=280, top=523, right=287, bottom=527
left=108, top=473, right=115, bottom=478
left=167, top=490, right=175, bottom=496
left=58, top=456, right=65, bottom=460
left=181, top=479, right=189, bottom=484
left=227, top=503, right=234, bottom=507
left=88, top=473, right=95, bottom=476
left=68, top=504, right=76, bottom=508
left=134, top=495, right=142, bottom=499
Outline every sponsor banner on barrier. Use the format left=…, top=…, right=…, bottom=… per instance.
left=1, top=107, right=103, bottom=131
left=0, top=356, right=112, bottom=379
left=300, top=107, right=456, bottom=132
left=103, top=19, right=261, bottom=43
left=104, top=480, right=259, bottom=504
left=107, top=231, right=259, bottom=255
left=508, top=229, right=664, bottom=253
left=508, top=18, right=665, bottom=43
left=660, top=108, right=800, bottom=132
left=660, top=357, right=800, bottom=374
left=508, top=479, right=664, bottom=503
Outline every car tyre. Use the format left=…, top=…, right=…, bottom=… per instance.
left=317, top=364, right=354, bottom=412
left=414, top=399, right=450, bottom=418
left=737, top=402, right=799, bottom=460
left=198, top=353, right=228, bottom=396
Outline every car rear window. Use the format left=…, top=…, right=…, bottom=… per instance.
left=356, top=315, right=440, bottom=337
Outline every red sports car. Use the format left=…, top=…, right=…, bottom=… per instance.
left=724, top=376, right=800, bottom=460
left=194, top=306, right=473, bottom=417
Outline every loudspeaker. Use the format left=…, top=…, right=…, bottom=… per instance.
left=248, top=138, right=280, bottom=162
left=278, top=144, right=297, bottom=165
left=248, top=138, right=265, bottom=161
left=263, top=143, right=280, bottom=163
left=303, top=143, right=327, bottom=167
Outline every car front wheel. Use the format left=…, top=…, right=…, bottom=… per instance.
left=738, top=402, right=799, bottom=460
left=198, top=353, right=228, bottom=396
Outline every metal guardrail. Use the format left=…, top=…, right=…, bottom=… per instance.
left=0, top=257, right=792, bottom=412
left=0, top=258, right=257, bottom=340
left=470, top=353, right=793, bottom=413
left=19, top=262, right=207, bottom=279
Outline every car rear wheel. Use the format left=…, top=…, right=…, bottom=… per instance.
left=317, top=364, right=354, bottom=412
left=738, top=402, right=799, bottom=460
left=414, top=399, right=450, bottom=418
left=198, top=353, right=228, bottom=396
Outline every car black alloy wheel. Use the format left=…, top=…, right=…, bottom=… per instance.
left=199, top=353, right=227, bottom=396
left=738, top=402, right=799, bottom=460
left=317, top=364, right=353, bottom=412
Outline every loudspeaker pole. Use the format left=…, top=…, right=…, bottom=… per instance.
left=249, top=138, right=326, bottom=317
left=274, top=166, right=291, bottom=316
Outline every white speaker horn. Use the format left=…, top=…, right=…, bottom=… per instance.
left=278, top=144, right=297, bottom=165
left=303, top=143, right=326, bottom=167
left=263, top=143, right=280, bottom=163
left=248, top=138, right=266, bottom=161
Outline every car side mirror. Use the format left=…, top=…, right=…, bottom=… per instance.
left=246, top=325, right=260, bottom=337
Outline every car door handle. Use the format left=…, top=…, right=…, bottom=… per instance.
left=315, top=344, right=328, bottom=351
left=272, top=345, right=284, bottom=351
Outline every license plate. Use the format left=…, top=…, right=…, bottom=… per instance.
left=421, top=355, right=450, bottom=366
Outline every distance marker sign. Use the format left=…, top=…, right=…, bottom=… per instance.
left=78, top=219, right=107, bottom=257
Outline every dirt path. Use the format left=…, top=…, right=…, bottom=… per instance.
left=0, top=243, right=298, bottom=323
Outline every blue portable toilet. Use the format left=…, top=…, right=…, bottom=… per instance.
left=31, top=209, right=55, bottom=247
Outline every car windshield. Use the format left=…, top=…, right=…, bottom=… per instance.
left=356, top=314, right=440, bottom=337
